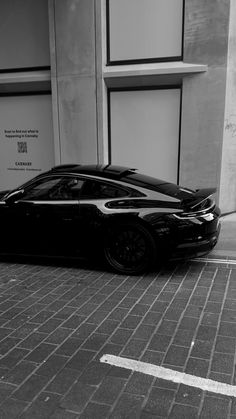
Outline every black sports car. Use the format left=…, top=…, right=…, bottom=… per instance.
left=0, top=164, right=220, bottom=274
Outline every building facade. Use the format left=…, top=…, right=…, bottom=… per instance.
left=0, top=0, right=236, bottom=213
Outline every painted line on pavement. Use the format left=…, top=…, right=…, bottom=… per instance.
left=100, top=354, right=236, bottom=397
left=191, top=257, right=236, bottom=265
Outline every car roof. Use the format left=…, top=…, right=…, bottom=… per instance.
left=49, top=164, right=137, bottom=180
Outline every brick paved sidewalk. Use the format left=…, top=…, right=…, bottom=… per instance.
left=0, top=259, right=235, bottom=418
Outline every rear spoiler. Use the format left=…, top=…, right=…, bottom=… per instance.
left=183, top=188, right=216, bottom=209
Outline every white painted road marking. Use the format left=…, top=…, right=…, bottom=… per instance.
left=100, top=354, right=236, bottom=397
left=192, top=257, right=236, bottom=265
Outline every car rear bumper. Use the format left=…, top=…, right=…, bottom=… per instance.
left=171, top=221, right=221, bottom=260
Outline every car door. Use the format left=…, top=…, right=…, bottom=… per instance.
left=0, top=175, right=85, bottom=257
left=0, top=189, right=36, bottom=254
left=78, top=178, right=131, bottom=254
left=19, top=175, right=86, bottom=257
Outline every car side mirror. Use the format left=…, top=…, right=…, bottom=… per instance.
left=5, top=189, right=24, bottom=204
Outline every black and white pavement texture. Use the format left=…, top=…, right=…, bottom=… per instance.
left=0, top=214, right=235, bottom=418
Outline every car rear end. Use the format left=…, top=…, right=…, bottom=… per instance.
left=121, top=172, right=221, bottom=260
left=170, top=193, right=221, bottom=259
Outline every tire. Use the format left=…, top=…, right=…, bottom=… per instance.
left=104, top=221, right=157, bottom=275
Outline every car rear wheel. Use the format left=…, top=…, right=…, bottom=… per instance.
left=104, top=222, right=157, bottom=275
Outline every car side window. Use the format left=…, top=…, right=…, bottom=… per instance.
left=21, top=176, right=85, bottom=201
left=80, top=179, right=129, bottom=199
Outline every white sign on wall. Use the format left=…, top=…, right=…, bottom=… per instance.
left=110, top=88, right=181, bottom=183
left=0, top=94, right=54, bottom=190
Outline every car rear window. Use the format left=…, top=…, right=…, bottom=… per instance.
left=80, top=179, right=129, bottom=199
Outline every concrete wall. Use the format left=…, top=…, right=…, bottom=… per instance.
left=180, top=0, right=230, bottom=198
left=219, top=0, right=236, bottom=213
left=49, top=0, right=98, bottom=165
left=49, top=0, right=235, bottom=215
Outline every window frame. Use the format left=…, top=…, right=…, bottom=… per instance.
left=79, top=177, right=142, bottom=200
left=17, top=174, right=85, bottom=202
left=106, top=0, right=185, bottom=66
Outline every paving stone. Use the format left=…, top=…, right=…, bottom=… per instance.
left=209, top=371, right=232, bottom=384
left=169, top=404, right=198, bottom=419
left=50, top=407, right=79, bottom=418
left=108, top=307, right=129, bottom=321
left=219, top=321, right=236, bottom=337
left=92, top=376, right=127, bottom=404
left=108, top=365, right=131, bottom=379
left=185, top=358, right=210, bottom=378
left=201, top=312, right=219, bottom=326
left=211, top=352, right=235, bottom=374
left=0, top=348, right=29, bottom=369
left=178, top=316, right=199, bottom=331
left=111, top=392, right=144, bottom=418
left=82, top=333, right=108, bottom=351
left=4, top=314, right=29, bottom=330
left=0, top=398, right=28, bottom=419
left=190, top=339, right=214, bottom=359
left=65, top=349, right=95, bottom=370
left=143, top=387, right=175, bottom=416
left=95, top=319, right=119, bottom=335
left=121, top=339, right=147, bottom=359
left=176, top=384, right=203, bottom=407
left=13, top=374, right=49, bottom=402
left=55, top=337, right=83, bottom=357
left=172, top=328, right=195, bottom=347
left=120, top=315, right=142, bottom=329
left=164, top=345, right=189, bottom=367
left=60, top=381, right=96, bottom=413
left=0, top=327, right=13, bottom=341
left=148, top=333, right=172, bottom=352
left=37, top=318, right=63, bottom=334
left=79, top=402, right=110, bottom=419
left=18, top=332, right=47, bottom=349
left=22, top=303, right=47, bottom=318
left=71, top=322, right=97, bottom=340
left=18, top=392, right=61, bottom=419
left=29, top=310, right=54, bottom=324
left=153, top=377, right=178, bottom=390
left=46, top=299, right=68, bottom=312
left=1, top=360, right=37, bottom=384
left=0, top=382, right=17, bottom=402
left=61, top=314, right=85, bottom=329
left=199, top=395, right=230, bottom=419
left=46, top=367, right=79, bottom=394
left=0, top=337, right=21, bottom=355
left=222, top=309, right=236, bottom=322
left=86, top=310, right=108, bottom=324
left=143, top=311, right=163, bottom=325
left=125, top=371, right=153, bottom=396
left=196, top=325, right=217, bottom=341
left=77, top=361, right=110, bottom=385
left=141, top=350, right=164, bottom=366
left=129, top=304, right=150, bottom=316
left=132, top=324, right=156, bottom=340
left=25, top=342, right=56, bottom=363
left=53, top=306, right=76, bottom=320
left=45, top=327, right=72, bottom=344
left=36, top=354, right=68, bottom=378
left=10, top=323, right=37, bottom=339
left=138, top=294, right=157, bottom=305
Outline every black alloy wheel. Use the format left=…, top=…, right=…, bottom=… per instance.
left=104, top=222, right=157, bottom=275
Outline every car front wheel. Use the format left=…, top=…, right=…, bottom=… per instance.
left=104, top=222, right=157, bottom=275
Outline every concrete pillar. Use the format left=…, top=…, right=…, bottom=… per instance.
left=180, top=0, right=230, bottom=201
left=219, top=0, right=236, bottom=213
left=49, top=0, right=98, bottom=165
